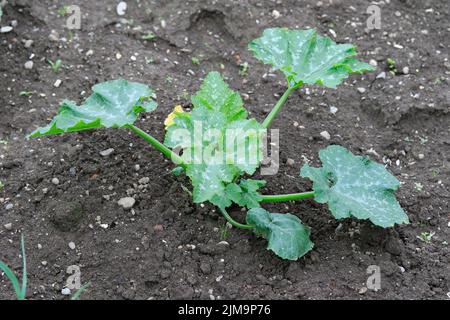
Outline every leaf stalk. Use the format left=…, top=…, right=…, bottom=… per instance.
left=127, top=125, right=185, bottom=167
left=262, top=85, right=298, bottom=129
left=260, top=191, right=315, bottom=203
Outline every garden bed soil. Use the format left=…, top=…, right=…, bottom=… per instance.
left=0, top=0, right=449, bottom=300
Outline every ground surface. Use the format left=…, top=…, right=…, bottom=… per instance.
left=0, top=0, right=449, bottom=300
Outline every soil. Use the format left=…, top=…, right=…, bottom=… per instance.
left=0, top=0, right=449, bottom=300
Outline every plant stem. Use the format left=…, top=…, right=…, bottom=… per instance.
left=127, top=125, right=184, bottom=167
left=262, top=85, right=297, bottom=129
left=219, top=207, right=254, bottom=230
left=260, top=191, right=315, bottom=203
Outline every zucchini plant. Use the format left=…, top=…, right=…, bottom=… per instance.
left=28, top=28, right=409, bottom=260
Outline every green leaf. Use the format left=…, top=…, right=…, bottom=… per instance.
left=246, top=208, right=313, bottom=260
left=249, top=28, right=374, bottom=88
left=234, top=179, right=266, bottom=209
left=28, top=79, right=157, bottom=138
left=164, top=72, right=264, bottom=208
left=300, top=145, right=409, bottom=227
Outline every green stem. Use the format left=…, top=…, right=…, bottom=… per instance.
left=127, top=125, right=184, bottom=167
left=262, top=85, right=298, bottom=129
left=219, top=207, right=254, bottom=230
left=260, top=191, right=315, bottom=203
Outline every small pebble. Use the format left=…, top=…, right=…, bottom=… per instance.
left=24, top=61, right=34, bottom=70
left=329, top=106, right=338, bottom=114
left=418, top=154, right=424, bottom=160
left=4, top=223, right=12, bottom=230
left=37, top=244, right=43, bottom=250
left=134, top=164, right=140, bottom=171
left=68, top=242, right=76, bottom=250
left=399, top=266, right=406, bottom=273
left=357, top=87, right=366, bottom=94
left=24, top=40, right=34, bottom=48
left=54, top=79, right=62, bottom=88
left=118, top=197, right=135, bottom=209
left=52, top=178, right=60, bottom=185
left=48, top=30, right=59, bottom=42
left=320, top=131, right=331, bottom=140
left=0, top=26, right=13, bottom=33
left=138, top=177, right=150, bottom=185
left=116, top=1, right=127, bottom=16
left=359, top=287, right=368, bottom=294
left=41, top=261, right=47, bottom=266
left=402, top=66, right=410, bottom=74
left=61, top=288, right=71, bottom=296
left=369, top=59, right=378, bottom=67
left=272, top=10, right=281, bottom=19
left=376, top=72, right=386, bottom=79
left=5, top=203, right=13, bottom=210
left=86, top=49, right=94, bottom=56
left=116, top=52, right=122, bottom=60
left=100, top=148, right=114, bottom=157
left=286, top=158, right=295, bottom=166
left=11, top=20, right=18, bottom=28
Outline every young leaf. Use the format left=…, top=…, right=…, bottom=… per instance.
left=246, top=208, right=313, bottom=260
left=234, top=179, right=266, bottom=209
left=164, top=72, right=264, bottom=209
left=249, top=28, right=374, bottom=88
left=300, top=145, right=409, bottom=227
left=28, top=79, right=157, bottom=138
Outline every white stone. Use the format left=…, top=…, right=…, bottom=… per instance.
left=4, top=223, right=12, bottom=230
left=329, top=106, right=338, bottom=114
left=61, top=288, right=71, bottom=295
left=24, top=40, right=34, bottom=48
left=52, top=178, right=60, bottom=185
left=369, top=59, right=378, bottom=67
left=0, top=26, right=13, bottom=33
left=138, top=177, right=150, bottom=185
left=357, top=87, right=366, bottom=93
left=320, top=131, right=331, bottom=140
left=118, top=197, right=135, bottom=209
left=272, top=10, right=281, bottom=19
left=376, top=72, right=386, bottom=79
left=24, top=61, right=34, bottom=70
left=54, top=79, right=62, bottom=88
left=402, top=66, right=410, bottom=74
left=286, top=158, right=295, bottom=166
left=68, top=242, right=76, bottom=250
left=116, top=1, right=127, bottom=16
left=100, top=148, right=114, bottom=157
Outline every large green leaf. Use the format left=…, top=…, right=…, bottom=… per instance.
left=247, top=208, right=314, bottom=260
left=28, top=79, right=157, bottom=138
left=249, top=28, right=374, bottom=88
left=300, top=145, right=409, bottom=227
left=164, top=72, right=264, bottom=208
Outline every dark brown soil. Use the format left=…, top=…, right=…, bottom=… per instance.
left=0, top=0, right=449, bottom=300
